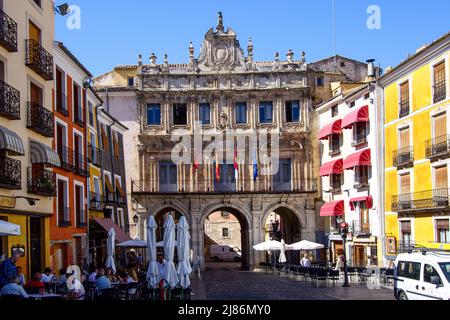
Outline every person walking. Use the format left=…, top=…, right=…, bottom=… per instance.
left=0, top=252, right=20, bottom=289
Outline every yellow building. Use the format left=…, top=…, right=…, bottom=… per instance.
left=381, top=32, right=450, bottom=258
left=0, top=0, right=57, bottom=279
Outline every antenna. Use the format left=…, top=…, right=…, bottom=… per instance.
left=331, top=0, right=338, bottom=72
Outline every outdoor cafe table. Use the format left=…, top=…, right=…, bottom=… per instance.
left=28, top=293, right=65, bottom=300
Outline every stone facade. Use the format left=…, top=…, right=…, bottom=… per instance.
left=93, top=13, right=370, bottom=270
left=204, top=212, right=242, bottom=251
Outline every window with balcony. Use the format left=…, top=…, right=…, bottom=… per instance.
left=399, top=81, right=410, bottom=118
left=359, top=204, right=370, bottom=234
left=427, top=112, right=449, bottom=159
left=433, top=61, right=446, bottom=104
left=0, top=7, right=17, bottom=52
left=90, top=177, right=103, bottom=211
left=74, top=134, right=88, bottom=176
left=55, top=68, right=67, bottom=116
left=352, top=122, right=367, bottom=146
left=159, top=161, right=177, bottom=192
left=330, top=174, right=341, bottom=192
left=0, top=151, right=21, bottom=190
left=0, top=61, right=20, bottom=120
left=73, top=83, right=84, bottom=126
left=285, top=100, right=300, bottom=123
left=394, top=127, right=413, bottom=168
left=355, top=166, right=369, bottom=188
left=27, top=82, right=54, bottom=138
left=329, top=134, right=340, bottom=156
left=400, top=220, right=412, bottom=247
left=396, top=173, right=411, bottom=210
left=88, top=102, right=94, bottom=126
left=272, top=159, right=291, bottom=192
left=235, top=102, right=247, bottom=124
left=433, top=165, right=448, bottom=207
left=26, top=22, right=53, bottom=81
left=436, top=219, right=449, bottom=244
left=56, top=123, right=74, bottom=171
left=259, top=101, right=273, bottom=124
left=75, top=184, right=85, bottom=228
left=101, top=124, right=109, bottom=152
left=199, top=103, right=211, bottom=125
left=57, top=179, right=70, bottom=227
left=173, top=103, right=187, bottom=126
left=147, top=103, right=161, bottom=125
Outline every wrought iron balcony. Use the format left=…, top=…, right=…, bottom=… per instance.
left=27, top=167, right=56, bottom=196
left=27, top=102, right=54, bottom=137
left=393, top=146, right=414, bottom=168
left=397, top=241, right=418, bottom=254
left=351, top=220, right=371, bottom=236
left=89, top=192, right=104, bottom=211
left=87, top=144, right=103, bottom=167
left=58, top=146, right=76, bottom=172
left=0, top=9, right=17, bottom=52
left=0, top=79, right=20, bottom=120
left=55, top=93, right=68, bottom=116
left=399, top=100, right=410, bottom=118
left=131, top=178, right=318, bottom=194
left=75, top=153, right=89, bottom=177
left=57, top=207, right=71, bottom=227
left=391, top=188, right=450, bottom=212
left=0, top=156, right=21, bottom=189
left=25, top=39, right=53, bottom=81
left=434, top=81, right=447, bottom=104
left=426, top=134, right=450, bottom=160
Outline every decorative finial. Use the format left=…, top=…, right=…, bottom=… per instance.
left=138, top=54, right=142, bottom=66
left=286, top=49, right=294, bottom=62
left=247, top=37, right=253, bottom=63
left=164, top=53, right=168, bottom=66
left=217, top=11, right=224, bottom=32
left=150, top=53, right=157, bottom=66
left=274, top=52, right=279, bottom=62
left=189, top=42, right=194, bottom=64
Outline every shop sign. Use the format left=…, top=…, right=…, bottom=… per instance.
left=0, top=196, right=16, bottom=209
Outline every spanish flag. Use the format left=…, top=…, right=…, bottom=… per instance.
left=215, top=153, right=220, bottom=182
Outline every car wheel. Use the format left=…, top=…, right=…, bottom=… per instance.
left=398, top=291, right=408, bottom=301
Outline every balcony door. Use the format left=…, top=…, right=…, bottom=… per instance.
left=399, top=173, right=411, bottom=209
left=55, top=68, right=65, bottom=113
left=57, top=179, right=68, bottom=226
left=214, top=164, right=236, bottom=192
left=433, top=165, right=448, bottom=206
left=74, top=133, right=82, bottom=170
left=30, top=82, right=42, bottom=105
left=159, top=161, right=177, bottom=192
left=75, top=184, right=84, bottom=226
left=28, top=21, right=41, bottom=44
left=398, top=127, right=411, bottom=164
left=432, top=113, right=447, bottom=155
left=56, top=123, right=67, bottom=166
left=273, top=159, right=292, bottom=192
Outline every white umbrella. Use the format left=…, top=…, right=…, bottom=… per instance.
left=0, top=220, right=21, bottom=236
left=105, top=228, right=116, bottom=273
left=156, top=240, right=177, bottom=248
left=253, top=240, right=283, bottom=251
left=279, top=239, right=287, bottom=264
left=163, top=215, right=179, bottom=289
left=146, top=215, right=159, bottom=289
left=176, top=217, right=192, bottom=289
left=287, top=240, right=325, bottom=251
left=117, top=239, right=148, bottom=248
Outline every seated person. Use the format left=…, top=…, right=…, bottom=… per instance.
left=0, top=276, right=29, bottom=299
left=105, top=268, right=118, bottom=282
left=67, top=278, right=85, bottom=300
left=16, top=266, right=26, bottom=287
left=24, top=272, right=45, bottom=293
left=95, top=268, right=112, bottom=294
left=57, top=269, right=67, bottom=293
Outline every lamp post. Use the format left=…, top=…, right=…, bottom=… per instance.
left=338, top=220, right=350, bottom=287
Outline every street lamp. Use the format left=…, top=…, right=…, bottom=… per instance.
left=338, top=219, right=350, bottom=287
left=54, top=3, right=70, bottom=16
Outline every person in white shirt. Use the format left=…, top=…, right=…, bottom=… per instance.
left=0, top=276, right=29, bottom=299
left=41, top=267, right=56, bottom=284
left=88, top=268, right=98, bottom=283
left=300, top=254, right=311, bottom=268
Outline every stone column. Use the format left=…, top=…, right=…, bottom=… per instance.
left=190, top=212, right=204, bottom=271
left=250, top=211, right=264, bottom=269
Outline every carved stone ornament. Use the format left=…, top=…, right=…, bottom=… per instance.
left=217, top=111, right=229, bottom=130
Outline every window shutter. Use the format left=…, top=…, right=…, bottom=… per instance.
left=434, top=166, right=448, bottom=189
left=434, top=62, right=445, bottom=85
left=436, top=219, right=449, bottom=229
left=400, top=82, right=409, bottom=103
left=113, top=132, right=119, bottom=158
left=101, top=125, right=109, bottom=152
left=401, top=221, right=411, bottom=233
left=399, top=127, right=410, bottom=148
left=400, top=174, right=411, bottom=194
left=433, top=113, right=447, bottom=138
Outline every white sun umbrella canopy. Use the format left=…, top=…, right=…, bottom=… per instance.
left=105, top=228, right=116, bottom=273
left=0, top=220, right=21, bottom=236
left=176, top=216, right=192, bottom=289
left=278, top=239, right=287, bottom=264
left=253, top=240, right=283, bottom=251
left=163, top=215, right=179, bottom=289
left=287, top=240, right=325, bottom=251
left=146, top=215, right=159, bottom=289
left=117, top=239, right=148, bottom=248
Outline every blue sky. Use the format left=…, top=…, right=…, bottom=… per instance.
left=55, top=0, right=450, bottom=77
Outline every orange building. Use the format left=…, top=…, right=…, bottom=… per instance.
left=48, top=42, right=97, bottom=271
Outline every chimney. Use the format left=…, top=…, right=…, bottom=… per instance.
left=366, top=59, right=376, bottom=82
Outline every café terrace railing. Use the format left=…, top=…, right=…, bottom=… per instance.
left=131, top=178, right=318, bottom=194
left=391, top=188, right=450, bottom=212
left=426, top=134, right=450, bottom=160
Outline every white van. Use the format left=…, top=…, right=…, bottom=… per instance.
left=394, top=251, right=450, bottom=300
left=210, top=245, right=242, bottom=262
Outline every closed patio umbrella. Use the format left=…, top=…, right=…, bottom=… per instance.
left=279, top=239, right=287, bottom=264
left=0, top=220, right=21, bottom=236
left=146, top=215, right=160, bottom=289
left=163, top=215, right=179, bottom=289
left=176, top=217, right=192, bottom=289
left=105, top=228, right=116, bottom=273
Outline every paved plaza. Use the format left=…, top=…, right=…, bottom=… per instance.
left=190, top=263, right=395, bottom=300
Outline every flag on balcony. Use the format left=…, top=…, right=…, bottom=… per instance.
left=234, top=144, right=239, bottom=180
left=193, top=159, right=199, bottom=172
left=215, top=153, right=220, bottom=182
left=253, top=152, right=259, bottom=182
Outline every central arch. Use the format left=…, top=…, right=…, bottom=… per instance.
left=200, top=203, right=252, bottom=271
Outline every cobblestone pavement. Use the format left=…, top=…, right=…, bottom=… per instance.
left=190, top=263, right=395, bottom=301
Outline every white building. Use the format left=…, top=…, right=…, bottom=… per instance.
left=316, top=64, right=384, bottom=267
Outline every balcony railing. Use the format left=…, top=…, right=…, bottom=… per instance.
left=89, top=192, right=104, bottom=211
left=25, top=39, right=53, bottom=81
left=0, top=9, right=18, bottom=52
left=55, top=93, right=68, bottom=116
left=397, top=241, right=417, bottom=254
left=132, top=178, right=318, bottom=194
left=391, top=188, right=450, bottom=212
left=74, top=105, right=84, bottom=127
left=75, top=153, right=89, bottom=177
left=57, top=207, right=71, bottom=227
left=27, top=167, right=56, bottom=196
left=399, top=100, right=410, bottom=118
left=27, top=102, right=54, bottom=137
left=426, top=134, right=450, bottom=160
left=87, top=145, right=103, bottom=167
left=59, top=146, right=76, bottom=172
left=433, top=81, right=446, bottom=104
left=0, top=79, right=20, bottom=120
left=351, top=220, right=371, bottom=235
left=0, top=156, right=21, bottom=189
left=393, top=146, right=414, bottom=168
